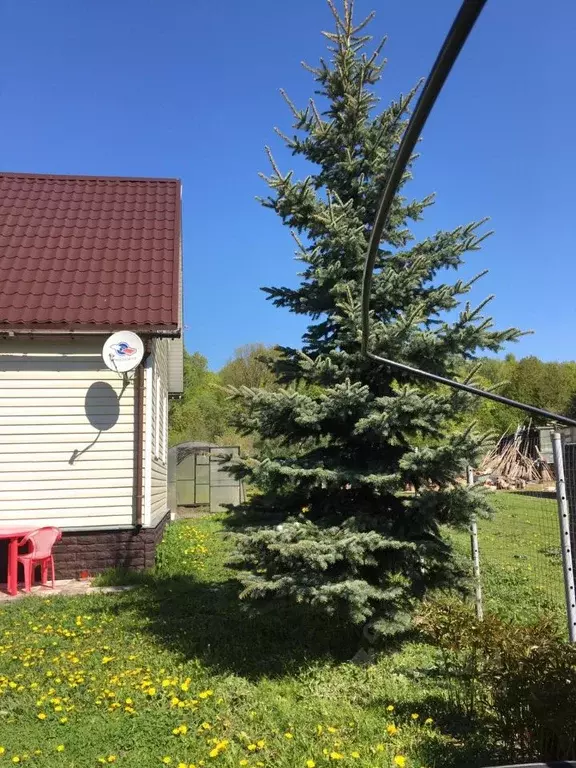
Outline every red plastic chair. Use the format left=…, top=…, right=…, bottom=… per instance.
left=17, top=527, right=62, bottom=593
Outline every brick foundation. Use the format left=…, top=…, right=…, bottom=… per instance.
left=51, top=512, right=170, bottom=579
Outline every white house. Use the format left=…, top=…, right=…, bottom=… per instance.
left=0, top=172, right=183, bottom=578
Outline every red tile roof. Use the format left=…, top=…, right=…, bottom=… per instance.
left=0, top=172, right=181, bottom=333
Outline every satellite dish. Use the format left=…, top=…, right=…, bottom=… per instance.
left=102, top=331, right=144, bottom=373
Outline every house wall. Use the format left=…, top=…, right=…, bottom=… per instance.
left=0, top=337, right=136, bottom=529
left=144, top=338, right=169, bottom=528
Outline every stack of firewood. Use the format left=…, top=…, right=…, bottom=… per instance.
left=477, top=429, right=555, bottom=489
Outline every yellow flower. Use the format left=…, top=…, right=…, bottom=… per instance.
left=306, top=762, right=316, bottom=768
left=316, top=725, right=323, bottom=735
left=386, top=705, right=394, bottom=712
left=162, top=759, right=172, bottom=765
left=60, top=717, right=68, bottom=724
left=351, top=752, right=360, bottom=759
left=247, top=744, right=257, bottom=752
left=424, top=717, right=433, bottom=726
left=256, top=740, right=265, bottom=749
left=198, top=689, right=213, bottom=699
left=327, top=727, right=337, bottom=734
left=178, top=764, right=187, bottom=768
left=284, top=732, right=293, bottom=739
left=37, top=712, right=47, bottom=720
left=240, top=762, right=249, bottom=767
left=12, top=758, right=20, bottom=764
left=107, top=758, right=117, bottom=764
left=147, top=687, right=157, bottom=696
left=394, top=757, right=406, bottom=768
left=376, top=744, right=385, bottom=752
left=329, top=753, right=344, bottom=760
left=208, top=749, right=218, bottom=758
left=386, top=724, right=398, bottom=735
left=56, top=745, right=65, bottom=752
left=200, top=722, right=211, bottom=731
left=411, top=713, right=419, bottom=720
left=0, top=748, right=5, bottom=756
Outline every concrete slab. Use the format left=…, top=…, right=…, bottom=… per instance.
left=0, top=579, right=136, bottom=602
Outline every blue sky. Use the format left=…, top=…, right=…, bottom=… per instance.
left=1, top=0, right=574, bottom=369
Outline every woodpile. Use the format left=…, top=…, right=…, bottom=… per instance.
left=477, top=428, right=555, bottom=489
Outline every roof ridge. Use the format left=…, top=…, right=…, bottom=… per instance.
left=0, top=171, right=181, bottom=184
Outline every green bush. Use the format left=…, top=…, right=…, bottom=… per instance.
left=421, top=599, right=576, bottom=763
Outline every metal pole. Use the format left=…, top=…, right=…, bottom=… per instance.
left=468, top=466, right=483, bottom=620
left=551, top=432, right=576, bottom=643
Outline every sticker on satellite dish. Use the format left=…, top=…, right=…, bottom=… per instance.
left=102, top=331, right=145, bottom=373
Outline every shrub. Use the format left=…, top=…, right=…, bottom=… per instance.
left=421, top=599, right=576, bottom=763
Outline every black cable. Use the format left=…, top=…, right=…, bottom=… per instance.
left=360, top=0, right=576, bottom=429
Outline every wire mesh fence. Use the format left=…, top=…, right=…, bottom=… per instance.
left=456, top=432, right=576, bottom=638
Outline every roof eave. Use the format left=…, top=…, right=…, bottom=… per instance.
left=0, top=325, right=182, bottom=338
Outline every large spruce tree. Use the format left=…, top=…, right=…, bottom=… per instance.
left=227, top=0, right=521, bottom=637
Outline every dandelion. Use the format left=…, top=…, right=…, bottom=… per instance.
left=424, top=718, right=433, bottom=726
left=247, top=745, right=257, bottom=752
left=411, top=713, right=419, bottom=721
left=394, top=757, right=406, bottom=768
left=178, top=764, right=188, bottom=768
left=56, top=745, right=65, bottom=752
left=386, top=724, right=398, bottom=736
left=147, top=687, right=157, bottom=696
left=240, top=762, right=249, bottom=767
left=386, top=705, right=394, bottom=712
left=327, top=727, right=337, bottom=734
left=107, top=758, right=117, bottom=764
left=0, top=748, right=5, bottom=756
left=60, top=717, right=68, bottom=724
left=256, top=740, right=265, bottom=749
left=37, top=712, right=47, bottom=720
left=329, top=753, right=344, bottom=760
left=306, top=762, right=316, bottom=768
left=162, top=759, right=172, bottom=765
left=12, top=758, right=20, bottom=764
left=200, top=722, right=211, bottom=731
left=284, top=732, right=294, bottom=739
left=198, top=689, right=213, bottom=699
left=376, top=744, right=385, bottom=752
left=351, top=752, right=360, bottom=759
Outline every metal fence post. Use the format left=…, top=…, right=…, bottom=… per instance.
left=468, top=466, right=483, bottom=620
left=551, top=432, right=576, bottom=642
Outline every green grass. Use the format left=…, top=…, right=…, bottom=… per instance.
left=0, top=516, right=458, bottom=768
left=0, top=493, right=564, bottom=767
left=450, top=491, right=565, bottom=623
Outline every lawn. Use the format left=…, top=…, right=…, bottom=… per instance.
left=0, top=493, right=565, bottom=768
left=450, top=491, right=565, bottom=623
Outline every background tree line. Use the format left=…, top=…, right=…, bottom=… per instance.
left=170, top=347, right=576, bottom=449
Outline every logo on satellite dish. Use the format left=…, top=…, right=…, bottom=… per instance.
left=111, top=341, right=137, bottom=357
left=102, top=331, right=145, bottom=374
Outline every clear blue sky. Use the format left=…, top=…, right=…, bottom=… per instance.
left=1, top=0, right=574, bottom=369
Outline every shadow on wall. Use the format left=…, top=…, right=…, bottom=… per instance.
left=69, top=381, right=122, bottom=464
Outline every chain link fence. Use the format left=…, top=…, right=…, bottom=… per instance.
left=460, top=432, right=576, bottom=639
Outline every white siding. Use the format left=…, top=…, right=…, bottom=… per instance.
left=144, top=338, right=169, bottom=528
left=0, top=337, right=136, bottom=530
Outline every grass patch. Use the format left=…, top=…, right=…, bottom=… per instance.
left=0, top=493, right=564, bottom=767
left=0, top=516, right=455, bottom=768
left=450, top=491, right=565, bottom=623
